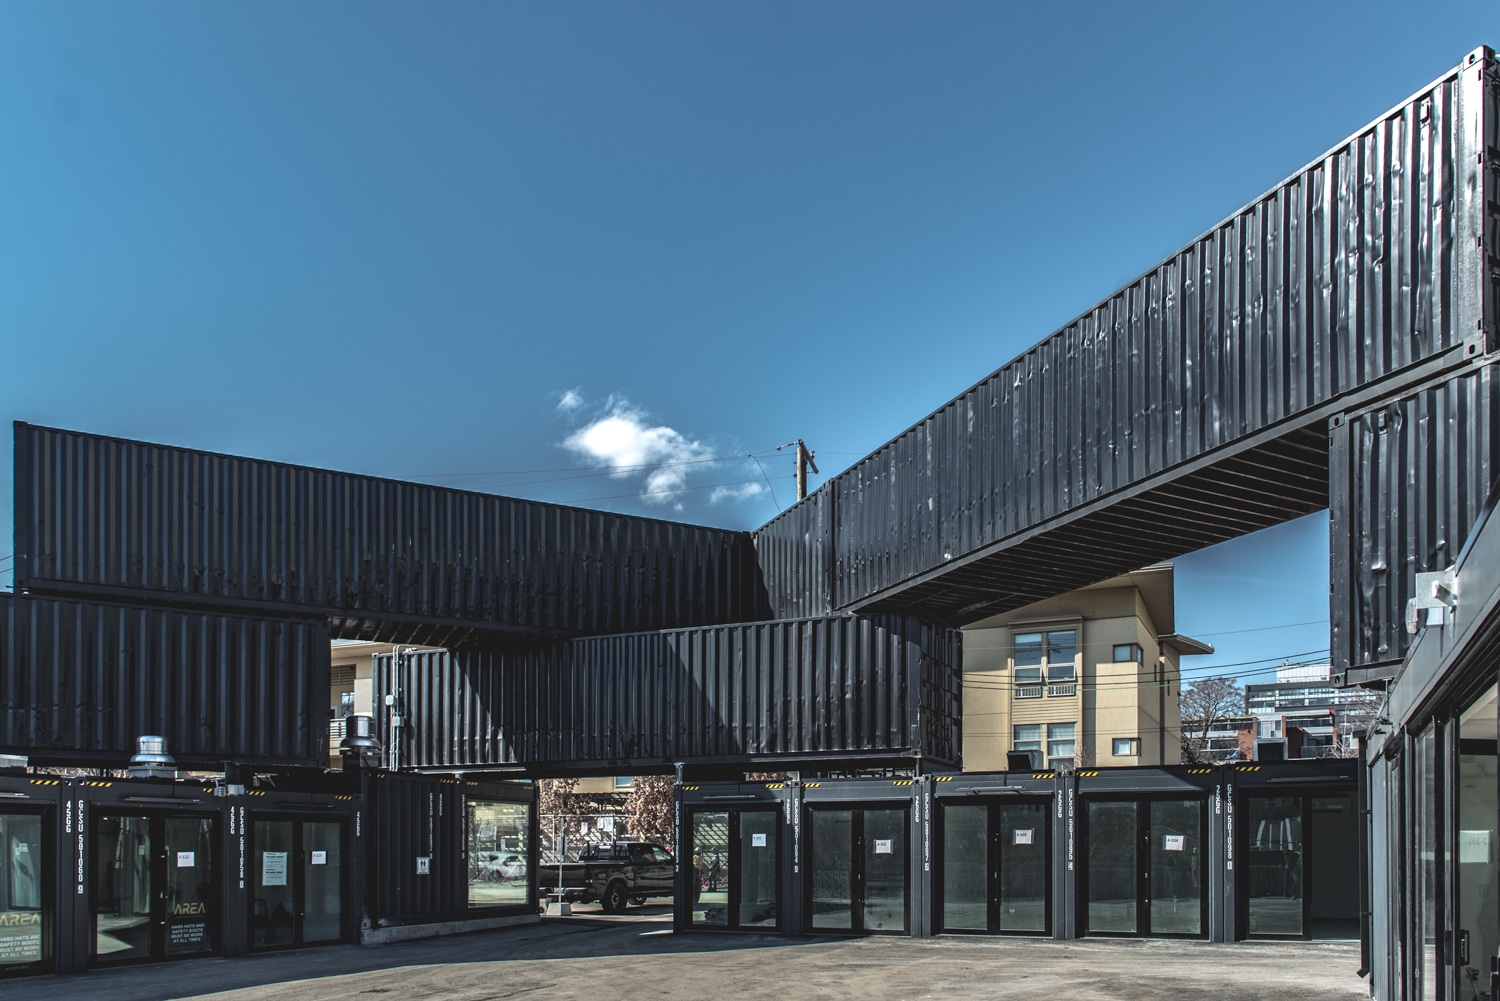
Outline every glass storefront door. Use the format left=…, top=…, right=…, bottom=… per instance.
left=1456, top=684, right=1497, bottom=1001
left=251, top=816, right=346, bottom=950
left=1084, top=798, right=1206, bottom=938
left=0, top=811, right=46, bottom=971
left=94, top=812, right=216, bottom=964
left=686, top=808, right=779, bottom=930
left=939, top=799, right=1049, bottom=934
left=806, top=806, right=908, bottom=934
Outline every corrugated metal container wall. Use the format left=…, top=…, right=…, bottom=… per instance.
left=365, top=773, right=465, bottom=923
left=0, top=593, right=328, bottom=764
left=752, top=490, right=833, bottom=621
left=13, top=423, right=769, bottom=640
left=755, top=55, right=1490, bottom=620
left=376, top=615, right=961, bottom=772
left=1329, top=362, right=1500, bottom=676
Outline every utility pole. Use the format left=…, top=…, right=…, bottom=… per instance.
left=777, top=440, right=819, bottom=501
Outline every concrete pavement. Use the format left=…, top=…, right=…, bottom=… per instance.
left=14, top=906, right=1367, bottom=1001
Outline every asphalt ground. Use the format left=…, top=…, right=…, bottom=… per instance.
left=14, top=904, right=1368, bottom=1001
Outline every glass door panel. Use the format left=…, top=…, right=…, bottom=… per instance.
left=738, top=812, right=777, bottom=928
left=164, top=818, right=214, bottom=956
left=691, top=812, right=729, bottom=926
left=1087, top=802, right=1137, bottom=933
left=1148, top=800, right=1202, bottom=936
left=253, top=821, right=296, bottom=948
left=96, top=816, right=152, bottom=961
left=1457, top=684, right=1498, bottom=995
left=1414, top=725, right=1439, bottom=1001
left=810, top=810, right=853, bottom=930
left=303, top=822, right=343, bottom=944
left=0, top=813, right=44, bottom=968
left=998, top=802, right=1047, bottom=933
left=1244, top=797, right=1302, bottom=936
left=942, top=805, right=987, bottom=931
left=862, top=809, right=906, bottom=932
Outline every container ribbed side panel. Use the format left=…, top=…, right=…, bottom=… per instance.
left=376, top=615, right=961, bottom=772
left=1330, top=363, right=1500, bottom=675
left=0, top=593, right=327, bottom=764
left=754, top=57, right=1485, bottom=622
left=365, top=773, right=463, bottom=922
left=14, top=423, right=768, bottom=638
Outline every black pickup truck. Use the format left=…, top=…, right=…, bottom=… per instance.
left=541, top=841, right=676, bottom=912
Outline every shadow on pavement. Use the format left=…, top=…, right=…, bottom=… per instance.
left=18, top=909, right=823, bottom=1001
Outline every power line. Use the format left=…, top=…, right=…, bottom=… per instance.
left=405, top=449, right=784, bottom=480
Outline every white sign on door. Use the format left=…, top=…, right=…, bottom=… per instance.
left=176, top=851, right=195, bottom=868
left=873, top=839, right=893, bottom=855
left=1164, top=835, right=1186, bottom=852
left=751, top=833, right=767, bottom=848
left=262, top=851, right=289, bottom=887
left=1014, top=829, right=1034, bottom=846
left=416, top=856, right=431, bottom=875
left=311, top=851, right=328, bottom=866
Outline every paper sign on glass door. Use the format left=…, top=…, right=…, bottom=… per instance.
left=311, top=851, right=328, bottom=865
left=1164, top=835, right=1186, bottom=852
left=262, top=851, right=289, bottom=886
left=873, top=839, right=893, bottom=855
left=751, top=833, right=767, bottom=847
left=1014, top=829, right=1034, bottom=845
left=176, top=851, right=195, bottom=868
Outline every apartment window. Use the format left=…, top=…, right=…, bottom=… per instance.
left=1047, top=723, right=1076, bottom=768
left=614, top=776, right=634, bottom=788
left=1112, top=737, right=1138, bottom=756
left=1013, top=725, right=1042, bottom=763
left=1111, top=643, right=1142, bottom=664
left=1013, top=629, right=1077, bottom=683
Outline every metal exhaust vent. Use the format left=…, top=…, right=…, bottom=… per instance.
left=128, top=735, right=177, bottom=779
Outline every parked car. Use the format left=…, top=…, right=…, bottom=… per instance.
left=474, top=851, right=527, bottom=882
left=539, top=841, right=675, bottom=912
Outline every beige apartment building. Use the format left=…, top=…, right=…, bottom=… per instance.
left=961, top=564, right=1211, bottom=771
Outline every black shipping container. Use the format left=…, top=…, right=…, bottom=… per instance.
left=0, top=593, right=328, bottom=766
left=375, top=614, right=962, bottom=774
left=756, top=50, right=1495, bottom=626
left=13, top=423, right=768, bottom=641
left=1329, top=362, right=1500, bottom=679
left=363, top=772, right=535, bottom=926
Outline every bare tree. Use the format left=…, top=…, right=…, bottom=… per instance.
left=538, top=776, right=587, bottom=818
left=623, top=775, right=677, bottom=847
left=1180, top=676, right=1247, bottom=764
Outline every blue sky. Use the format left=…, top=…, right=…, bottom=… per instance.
left=3, top=2, right=1497, bottom=684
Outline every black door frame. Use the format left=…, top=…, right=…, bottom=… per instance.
left=684, top=805, right=781, bottom=931
left=90, top=809, right=219, bottom=966
left=0, top=804, right=53, bottom=977
left=935, top=795, right=1052, bottom=935
left=802, top=803, right=911, bottom=935
left=1079, top=795, right=1208, bottom=939
left=248, top=812, right=349, bottom=951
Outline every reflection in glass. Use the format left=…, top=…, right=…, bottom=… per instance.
left=693, top=812, right=729, bottom=926
left=303, top=822, right=343, bottom=943
left=1245, top=797, right=1302, bottom=936
left=810, top=811, right=852, bottom=930
left=942, top=805, right=987, bottom=931
left=1458, top=685, right=1498, bottom=994
left=1307, top=795, right=1358, bottom=938
left=164, top=818, right=214, bottom=955
left=253, top=821, right=296, bottom=948
left=1415, top=726, right=1438, bottom=1001
left=96, top=816, right=152, bottom=961
left=467, top=800, right=531, bottom=909
left=862, top=809, right=906, bottom=932
left=739, top=812, right=777, bottom=928
left=998, top=802, right=1047, bottom=933
left=0, top=814, right=43, bottom=966
left=1087, top=801, right=1136, bottom=933
left=1148, top=800, right=1201, bottom=935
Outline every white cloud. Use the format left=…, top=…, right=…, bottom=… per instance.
left=563, top=403, right=715, bottom=505
left=710, top=482, right=765, bottom=504
left=556, top=388, right=585, bottom=413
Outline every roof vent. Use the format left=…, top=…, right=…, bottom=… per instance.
left=339, top=713, right=381, bottom=758
left=128, top=735, right=177, bottom=779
